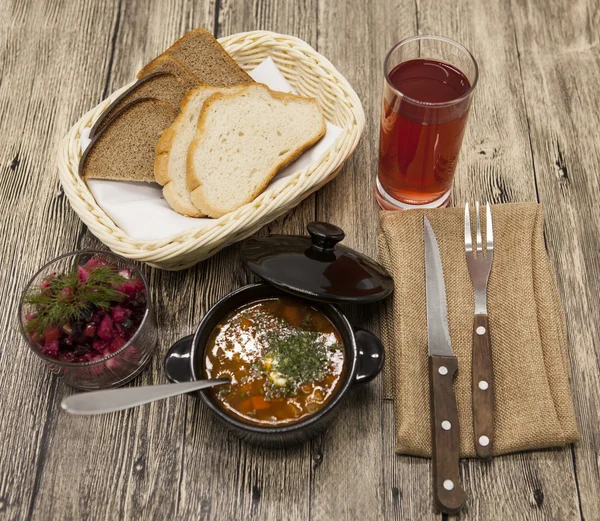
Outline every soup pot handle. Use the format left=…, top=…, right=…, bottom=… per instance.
left=165, top=335, right=195, bottom=383
left=353, top=328, right=385, bottom=385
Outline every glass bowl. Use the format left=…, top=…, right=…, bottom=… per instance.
left=18, top=250, right=157, bottom=390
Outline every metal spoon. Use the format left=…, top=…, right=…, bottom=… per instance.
left=61, top=379, right=229, bottom=415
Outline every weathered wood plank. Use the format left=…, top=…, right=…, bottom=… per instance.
left=310, top=0, right=401, bottom=518
left=415, top=0, right=582, bottom=519
left=510, top=0, right=600, bottom=519
left=0, top=2, right=122, bottom=520
left=0, top=2, right=216, bottom=521
left=171, top=2, right=319, bottom=521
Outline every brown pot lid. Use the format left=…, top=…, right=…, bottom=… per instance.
left=240, top=222, right=394, bottom=304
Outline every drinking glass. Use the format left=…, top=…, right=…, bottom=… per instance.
left=376, top=35, right=478, bottom=209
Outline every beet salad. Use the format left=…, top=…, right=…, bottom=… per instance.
left=23, top=257, right=147, bottom=364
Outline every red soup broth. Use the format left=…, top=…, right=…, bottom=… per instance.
left=378, top=58, right=472, bottom=205
left=204, top=298, right=346, bottom=426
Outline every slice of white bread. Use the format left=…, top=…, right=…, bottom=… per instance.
left=187, top=84, right=326, bottom=218
left=155, top=85, right=248, bottom=217
left=80, top=98, right=177, bottom=182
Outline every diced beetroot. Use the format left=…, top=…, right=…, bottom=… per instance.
left=84, top=258, right=108, bottom=270
left=28, top=260, right=146, bottom=368
left=40, top=272, right=56, bottom=292
left=111, top=306, right=131, bottom=323
left=44, top=327, right=62, bottom=343
left=83, top=323, right=96, bottom=338
left=97, top=315, right=114, bottom=340
left=77, top=265, right=90, bottom=283
left=59, top=351, right=77, bottom=363
left=91, top=310, right=105, bottom=323
left=108, top=336, right=126, bottom=353
left=115, top=282, right=137, bottom=298
left=92, top=338, right=109, bottom=353
left=43, top=340, right=59, bottom=357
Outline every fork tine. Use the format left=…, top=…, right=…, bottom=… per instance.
left=475, top=201, right=483, bottom=253
left=465, top=203, right=473, bottom=254
left=486, top=202, right=494, bottom=252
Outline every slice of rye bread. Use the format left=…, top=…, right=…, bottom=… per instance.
left=90, top=72, right=194, bottom=139
left=80, top=98, right=177, bottom=183
left=136, top=55, right=201, bottom=86
left=187, top=84, right=326, bottom=218
left=138, top=28, right=253, bottom=87
left=155, top=85, right=248, bottom=217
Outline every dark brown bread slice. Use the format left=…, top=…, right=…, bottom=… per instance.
left=80, top=98, right=176, bottom=183
left=137, top=55, right=201, bottom=85
left=138, top=28, right=253, bottom=87
left=90, top=72, right=193, bottom=139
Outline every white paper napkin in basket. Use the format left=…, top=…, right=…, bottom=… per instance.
left=81, top=58, right=344, bottom=241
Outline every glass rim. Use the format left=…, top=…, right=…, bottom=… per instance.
left=18, top=249, right=152, bottom=368
left=383, top=34, right=479, bottom=108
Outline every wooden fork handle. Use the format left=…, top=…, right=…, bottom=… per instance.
left=472, top=314, right=495, bottom=460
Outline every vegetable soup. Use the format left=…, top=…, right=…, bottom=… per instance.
left=204, top=298, right=346, bottom=426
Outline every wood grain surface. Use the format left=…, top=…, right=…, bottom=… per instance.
left=0, top=0, right=598, bottom=520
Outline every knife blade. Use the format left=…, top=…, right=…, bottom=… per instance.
left=424, top=216, right=467, bottom=514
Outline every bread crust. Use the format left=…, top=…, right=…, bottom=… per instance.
left=186, top=83, right=326, bottom=218
left=155, top=84, right=251, bottom=218
left=162, top=181, right=203, bottom=217
left=80, top=97, right=176, bottom=182
left=137, top=55, right=200, bottom=84
left=154, top=86, right=210, bottom=217
left=138, top=29, right=253, bottom=85
left=90, top=72, right=186, bottom=139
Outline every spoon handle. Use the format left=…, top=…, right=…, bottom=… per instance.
left=61, top=379, right=229, bottom=415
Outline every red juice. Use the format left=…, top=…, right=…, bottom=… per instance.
left=377, top=58, right=472, bottom=206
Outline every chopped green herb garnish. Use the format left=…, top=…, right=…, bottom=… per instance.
left=24, top=267, right=127, bottom=336
left=262, top=331, right=336, bottom=397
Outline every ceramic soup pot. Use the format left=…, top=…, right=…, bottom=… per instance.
left=165, top=222, right=394, bottom=448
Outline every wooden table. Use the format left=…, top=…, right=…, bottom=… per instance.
left=1, top=0, right=598, bottom=519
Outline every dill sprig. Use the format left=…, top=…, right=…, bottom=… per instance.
left=262, top=331, right=342, bottom=398
left=24, top=266, right=127, bottom=336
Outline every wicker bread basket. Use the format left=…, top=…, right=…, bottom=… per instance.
left=57, top=31, right=365, bottom=270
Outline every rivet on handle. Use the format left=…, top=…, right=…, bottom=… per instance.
left=478, top=380, right=489, bottom=390
left=476, top=326, right=486, bottom=335
left=478, top=435, right=490, bottom=447
left=438, top=366, right=448, bottom=375
left=443, top=480, right=454, bottom=491
left=441, top=421, right=451, bottom=430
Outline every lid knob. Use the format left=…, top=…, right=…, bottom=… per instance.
left=307, top=222, right=345, bottom=251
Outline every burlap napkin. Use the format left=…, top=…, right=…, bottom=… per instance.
left=378, top=203, right=579, bottom=458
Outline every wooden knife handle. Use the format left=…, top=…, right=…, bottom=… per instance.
left=429, top=355, right=467, bottom=514
left=472, top=314, right=495, bottom=460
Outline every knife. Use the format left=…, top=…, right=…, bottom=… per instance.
left=424, top=217, right=467, bottom=514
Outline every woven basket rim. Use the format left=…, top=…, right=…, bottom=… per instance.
left=57, top=30, right=365, bottom=269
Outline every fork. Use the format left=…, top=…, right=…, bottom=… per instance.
left=465, top=202, right=495, bottom=460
